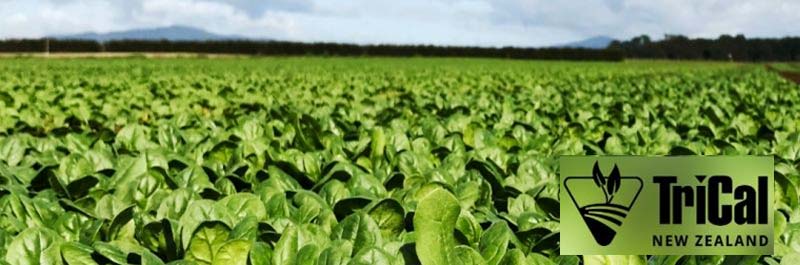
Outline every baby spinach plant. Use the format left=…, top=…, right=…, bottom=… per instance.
left=0, top=58, right=798, bottom=264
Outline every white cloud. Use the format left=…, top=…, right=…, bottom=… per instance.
left=0, top=0, right=123, bottom=37
left=0, top=0, right=798, bottom=46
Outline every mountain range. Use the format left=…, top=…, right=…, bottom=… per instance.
left=54, top=25, right=246, bottom=42
left=555, top=36, right=616, bottom=49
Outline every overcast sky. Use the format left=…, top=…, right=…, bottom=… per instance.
left=1, top=0, right=799, bottom=47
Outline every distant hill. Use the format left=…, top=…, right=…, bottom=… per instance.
left=555, top=36, right=616, bottom=49
left=53, top=25, right=248, bottom=42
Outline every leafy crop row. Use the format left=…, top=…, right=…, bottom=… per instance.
left=770, top=63, right=800, bottom=73
left=0, top=58, right=799, bottom=264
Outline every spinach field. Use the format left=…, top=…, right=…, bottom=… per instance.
left=1, top=58, right=799, bottom=264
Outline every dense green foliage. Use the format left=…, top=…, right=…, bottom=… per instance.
left=0, top=58, right=799, bottom=264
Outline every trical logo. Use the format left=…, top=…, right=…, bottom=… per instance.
left=560, top=156, right=773, bottom=255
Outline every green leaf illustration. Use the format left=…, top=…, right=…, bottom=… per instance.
left=607, top=164, right=622, bottom=201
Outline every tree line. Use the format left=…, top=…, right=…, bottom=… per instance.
left=0, top=39, right=623, bottom=61
left=3, top=36, right=798, bottom=61
left=610, top=34, right=800, bottom=61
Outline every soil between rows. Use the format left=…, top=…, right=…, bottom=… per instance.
left=777, top=71, right=800, bottom=84
left=766, top=64, right=800, bottom=84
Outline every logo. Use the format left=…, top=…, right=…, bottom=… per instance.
left=560, top=156, right=773, bottom=255
left=563, top=162, right=642, bottom=246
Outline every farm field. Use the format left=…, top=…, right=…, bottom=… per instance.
left=1, top=58, right=799, bottom=264
left=769, top=63, right=800, bottom=85
left=770, top=63, right=800, bottom=73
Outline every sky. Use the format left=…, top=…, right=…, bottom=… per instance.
left=1, top=0, right=799, bottom=47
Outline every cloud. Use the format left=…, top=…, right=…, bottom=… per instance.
left=0, top=0, right=123, bottom=37
left=0, top=0, right=798, bottom=46
left=205, top=0, right=314, bottom=16
left=488, top=0, right=800, bottom=40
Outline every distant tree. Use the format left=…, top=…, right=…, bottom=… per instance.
left=0, top=38, right=623, bottom=61
left=613, top=34, right=800, bottom=61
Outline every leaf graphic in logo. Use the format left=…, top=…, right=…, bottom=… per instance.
left=607, top=164, right=621, bottom=201
left=592, top=161, right=605, bottom=187
left=564, top=162, right=643, bottom=246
